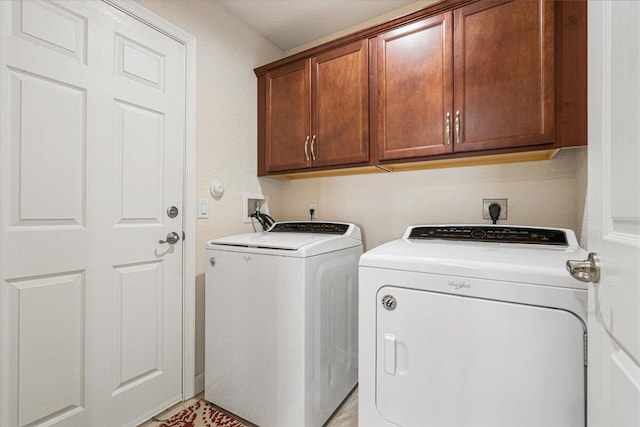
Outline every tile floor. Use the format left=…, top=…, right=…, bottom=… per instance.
left=139, top=387, right=358, bottom=427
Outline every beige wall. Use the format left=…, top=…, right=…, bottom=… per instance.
left=134, top=0, right=283, bottom=382
left=279, top=148, right=588, bottom=251
left=284, top=0, right=438, bottom=56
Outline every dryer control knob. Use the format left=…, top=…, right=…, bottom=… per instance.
left=209, top=257, right=216, bottom=267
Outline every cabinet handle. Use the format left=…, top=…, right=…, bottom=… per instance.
left=304, top=135, right=310, bottom=161
left=445, top=112, right=451, bottom=145
left=455, top=111, right=461, bottom=144
left=311, top=135, right=317, bottom=161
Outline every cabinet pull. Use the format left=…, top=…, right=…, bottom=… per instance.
left=311, top=135, right=317, bottom=161
left=304, top=135, right=310, bottom=161
left=455, top=111, right=461, bottom=144
left=445, top=112, right=451, bottom=145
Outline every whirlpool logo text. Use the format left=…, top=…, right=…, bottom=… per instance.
left=448, top=280, right=470, bottom=290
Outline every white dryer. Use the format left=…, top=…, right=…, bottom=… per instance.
left=205, top=222, right=362, bottom=427
left=359, top=225, right=588, bottom=427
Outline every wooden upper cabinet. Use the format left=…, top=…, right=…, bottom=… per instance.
left=256, top=0, right=584, bottom=177
left=453, top=0, right=554, bottom=152
left=265, top=59, right=311, bottom=172
left=376, top=13, right=453, bottom=161
left=263, top=40, right=368, bottom=173
left=312, top=40, right=369, bottom=167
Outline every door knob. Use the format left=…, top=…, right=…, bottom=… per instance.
left=566, top=252, right=600, bottom=283
left=159, top=232, right=180, bottom=245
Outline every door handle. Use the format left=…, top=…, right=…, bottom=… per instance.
left=159, top=232, right=180, bottom=245
left=455, top=110, right=461, bottom=144
left=566, top=252, right=600, bottom=283
left=384, top=333, right=396, bottom=375
left=310, top=135, right=317, bottom=161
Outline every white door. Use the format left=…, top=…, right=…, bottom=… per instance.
left=0, top=1, right=186, bottom=426
left=587, top=2, right=640, bottom=426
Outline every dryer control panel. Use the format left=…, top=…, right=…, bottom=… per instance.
left=408, top=226, right=568, bottom=245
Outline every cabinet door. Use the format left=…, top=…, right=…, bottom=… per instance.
left=376, top=13, right=453, bottom=161
left=265, top=59, right=311, bottom=172
left=453, top=0, right=554, bottom=152
left=311, top=40, right=369, bottom=167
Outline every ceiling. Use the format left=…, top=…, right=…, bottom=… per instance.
left=217, top=0, right=419, bottom=51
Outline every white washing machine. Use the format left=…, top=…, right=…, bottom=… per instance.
left=359, top=225, right=588, bottom=427
left=205, top=222, right=362, bottom=427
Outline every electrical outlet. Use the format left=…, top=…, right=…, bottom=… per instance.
left=482, top=198, right=508, bottom=221
left=308, top=203, right=317, bottom=219
left=243, top=193, right=268, bottom=223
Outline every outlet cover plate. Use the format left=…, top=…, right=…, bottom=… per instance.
left=243, top=193, right=268, bottom=223
left=482, top=198, right=508, bottom=221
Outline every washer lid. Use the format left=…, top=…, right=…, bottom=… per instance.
left=208, top=232, right=332, bottom=251
left=360, top=225, right=587, bottom=289
left=206, top=222, right=362, bottom=256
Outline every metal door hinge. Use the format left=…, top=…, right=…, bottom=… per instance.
left=583, top=333, right=588, bottom=366
left=182, top=231, right=186, bottom=241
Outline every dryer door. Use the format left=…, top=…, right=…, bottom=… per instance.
left=376, top=286, right=585, bottom=427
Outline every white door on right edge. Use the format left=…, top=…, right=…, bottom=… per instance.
left=587, top=2, right=640, bottom=426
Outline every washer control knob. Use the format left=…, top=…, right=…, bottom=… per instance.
left=382, top=295, right=397, bottom=311
left=471, top=229, right=486, bottom=239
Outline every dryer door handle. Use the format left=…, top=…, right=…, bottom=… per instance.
left=384, top=334, right=396, bottom=375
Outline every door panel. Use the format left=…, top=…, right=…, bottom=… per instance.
left=112, top=261, right=164, bottom=394
left=0, top=1, right=185, bottom=426
left=116, top=34, right=165, bottom=91
left=609, top=349, right=640, bottom=427
left=265, top=59, right=311, bottom=172
left=9, top=68, right=86, bottom=227
left=114, top=100, right=165, bottom=224
left=312, top=39, right=368, bottom=167
left=13, top=0, right=87, bottom=63
left=377, top=13, right=453, bottom=160
left=376, top=286, right=585, bottom=427
left=453, top=0, right=554, bottom=151
left=587, top=2, right=640, bottom=425
left=8, top=272, right=85, bottom=427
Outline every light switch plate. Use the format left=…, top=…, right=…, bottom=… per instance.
left=199, top=198, right=209, bottom=219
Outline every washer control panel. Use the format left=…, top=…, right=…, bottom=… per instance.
left=408, top=226, right=568, bottom=245
left=269, top=222, right=349, bottom=235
